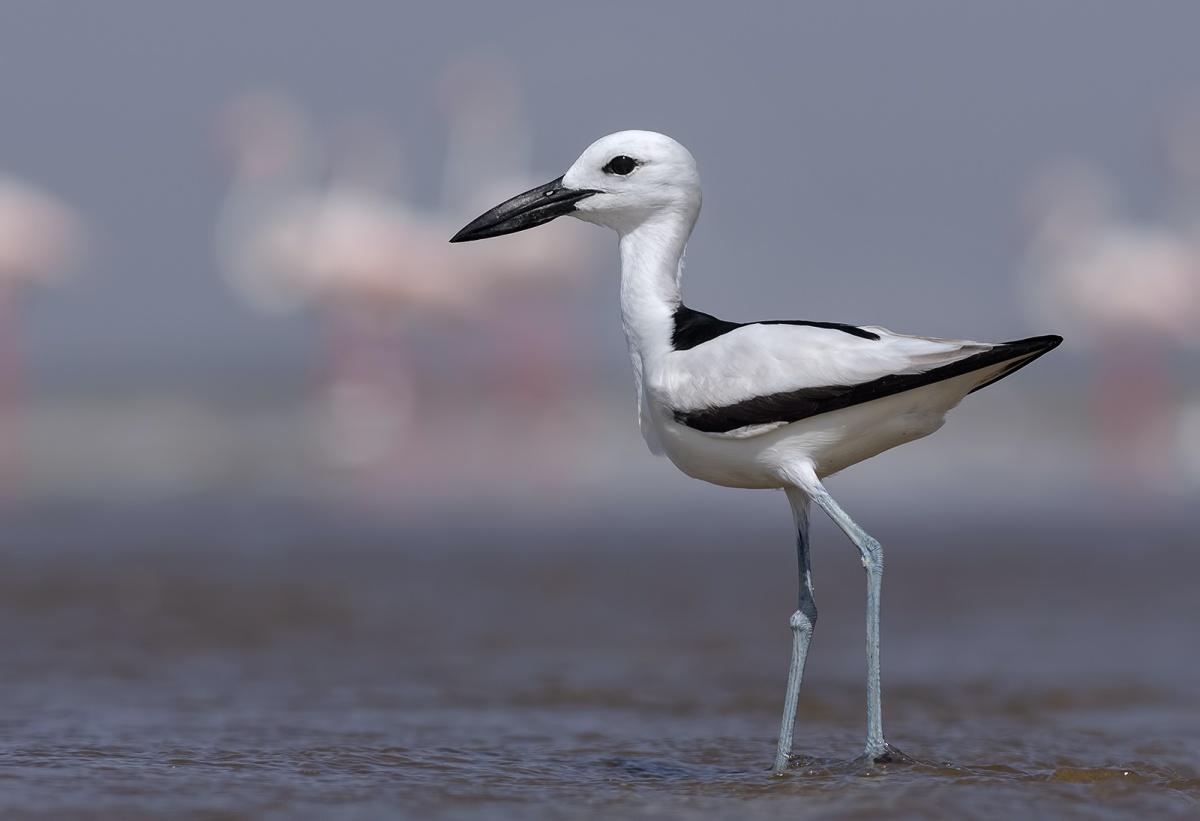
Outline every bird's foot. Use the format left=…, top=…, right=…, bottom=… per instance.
left=775, top=745, right=920, bottom=778
left=858, top=742, right=916, bottom=767
left=773, top=752, right=839, bottom=776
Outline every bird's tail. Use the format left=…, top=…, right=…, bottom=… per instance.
left=966, top=334, right=1063, bottom=394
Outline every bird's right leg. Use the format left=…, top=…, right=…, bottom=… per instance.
left=773, top=487, right=817, bottom=774
left=806, top=481, right=898, bottom=762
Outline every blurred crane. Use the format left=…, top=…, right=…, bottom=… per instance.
left=0, top=175, right=85, bottom=490
left=215, top=92, right=474, bottom=481
left=1020, top=157, right=1200, bottom=490
left=215, top=67, right=595, bottom=500
left=1164, top=101, right=1200, bottom=487
left=437, top=55, right=594, bottom=429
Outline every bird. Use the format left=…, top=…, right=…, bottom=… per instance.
left=215, top=86, right=595, bottom=484
left=1018, top=160, right=1199, bottom=488
left=1020, top=160, right=1199, bottom=350
left=450, top=130, right=1062, bottom=773
left=214, top=92, right=477, bottom=477
left=0, top=174, right=85, bottom=490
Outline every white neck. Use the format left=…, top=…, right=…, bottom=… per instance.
left=616, top=207, right=698, bottom=374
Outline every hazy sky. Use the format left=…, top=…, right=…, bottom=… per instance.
left=3, top=1, right=1199, bottom=391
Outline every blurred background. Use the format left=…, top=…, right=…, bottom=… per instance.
left=0, top=3, right=1197, bottom=818
left=2, top=1, right=1199, bottom=515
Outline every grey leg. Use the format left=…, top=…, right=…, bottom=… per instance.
left=808, top=483, right=890, bottom=759
left=774, top=488, right=817, bottom=773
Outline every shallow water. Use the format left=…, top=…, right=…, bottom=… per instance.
left=0, top=501, right=1196, bottom=818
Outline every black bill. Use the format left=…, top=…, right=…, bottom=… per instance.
left=449, top=176, right=599, bottom=243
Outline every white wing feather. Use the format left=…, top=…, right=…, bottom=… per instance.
left=655, top=323, right=992, bottom=412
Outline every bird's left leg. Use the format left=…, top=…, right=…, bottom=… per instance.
left=806, top=481, right=899, bottom=762
left=773, top=487, right=816, bottom=773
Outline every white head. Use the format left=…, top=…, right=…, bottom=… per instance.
left=562, top=131, right=700, bottom=233
left=450, top=130, right=701, bottom=242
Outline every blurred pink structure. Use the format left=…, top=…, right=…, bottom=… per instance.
left=1019, top=149, right=1200, bottom=490
left=0, top=175, right=85, bottom=489
left=215, top=63, right=593, bottom=497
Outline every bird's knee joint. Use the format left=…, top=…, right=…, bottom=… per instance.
left=859, top=539, right=884, bottom=573
left=789, top=608, right=816, bottom=634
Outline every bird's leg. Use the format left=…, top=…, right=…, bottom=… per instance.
left=808, top=483, right=894, bottom=761
left=774, top=488, right=817, bottom=774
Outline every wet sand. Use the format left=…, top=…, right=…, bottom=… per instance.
left=0, top=500, right=1196, bottom=818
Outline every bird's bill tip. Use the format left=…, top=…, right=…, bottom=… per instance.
left=448, top=177, right=598, bottom=243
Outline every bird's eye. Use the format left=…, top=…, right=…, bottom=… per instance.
left=602, top=155, right=638, bottom=176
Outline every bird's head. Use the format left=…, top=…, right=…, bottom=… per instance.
left=449, top=130, right=700, bottom=242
